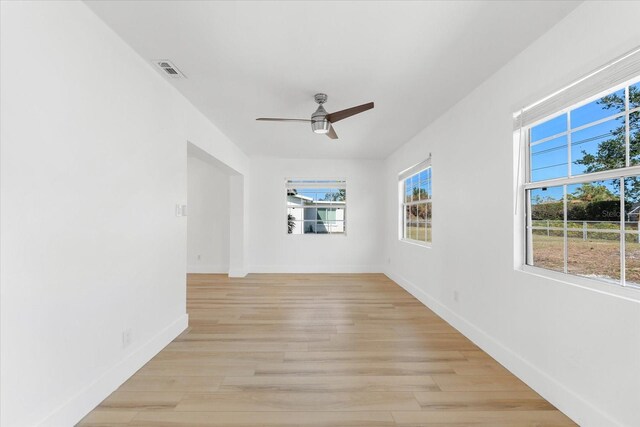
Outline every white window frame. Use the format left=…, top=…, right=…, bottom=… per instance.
left=520, top=77, right=640, bottom=291
left=399, top=158, right=432, bottom=247
left=285, top=178, right=347, bottom=236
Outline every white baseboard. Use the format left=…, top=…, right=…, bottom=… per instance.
left=190, top=266, right=384, bottom=276
left=249, top=265, right=384, bottom=274
left=187, top=264, right=228, bottom=274
left=384, top=269, right=617, bottom=427
left=38, top=314, right=189, bottom=427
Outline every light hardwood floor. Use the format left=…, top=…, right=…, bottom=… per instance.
left=78, top=274, right=575, bottom=426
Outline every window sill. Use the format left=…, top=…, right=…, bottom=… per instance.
left=400, top=238, right=431, bottom=248
left=518, top=264, right=640, bottom=302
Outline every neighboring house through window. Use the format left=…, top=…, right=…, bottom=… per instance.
left=286, top=179, right=346, bottom=234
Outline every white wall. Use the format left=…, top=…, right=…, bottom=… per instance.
left=187, top=155, right=230, bottom=273
left=0, top=2, right=249, bottom=426
left=383, top=2, right=640, bottom=426
left=249, top=158, right=384, bottom=272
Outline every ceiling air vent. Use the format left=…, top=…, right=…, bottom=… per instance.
left=153, top=60, right=186, bottom=78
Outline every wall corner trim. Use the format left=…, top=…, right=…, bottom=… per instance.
left=228, top=269, right=248, bottom=278
left=37, top=314, right=189, bottom=427
left=383, top=269, right=619, bottom=427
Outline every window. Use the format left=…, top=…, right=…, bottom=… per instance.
left=286, top=179, right=346, bottom=234
left=400, top=160, right=432, bottom=245
left=523, top=78, right=640, bottom=288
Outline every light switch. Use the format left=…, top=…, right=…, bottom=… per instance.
left=175, top=204, right=188, bottom=217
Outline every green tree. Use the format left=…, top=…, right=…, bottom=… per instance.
left=568, top=182, right=615, bottom=202
left=412, top=187, right=428, bottom=200
left=287, top=213, right=296, bottom=234
left=323, top=189, right=346, bottom=201
left=532, top=193, right=560, bottom=204
left=574, top=85, right=640, bottom=201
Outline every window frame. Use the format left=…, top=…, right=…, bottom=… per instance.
left=285, top=179, right=347, bottom=236
left=521, top=77, right=640, bottom=290
left=400, top=163, right=432, bottom=247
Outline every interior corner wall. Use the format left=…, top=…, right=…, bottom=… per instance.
left=248, top=157, right=384, bottom=273
left=187, top=155, right=230, bottom=273
left=0, top=2, right=249, bottom=426
left=382, top=2, right=640, bottom=426
left=229, top=174, right=249, bottom=277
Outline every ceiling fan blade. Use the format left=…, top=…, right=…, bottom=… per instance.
left=256, top=118, right=311, bottom=122
left=326, top=126, right=338, bottom=140
left=326, top=102, right=374, bottom=123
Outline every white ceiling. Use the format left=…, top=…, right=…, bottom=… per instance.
left=86, top=1, right=580, bottom=159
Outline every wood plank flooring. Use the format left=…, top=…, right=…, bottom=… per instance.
left=78, top=274, right=575, bottom=426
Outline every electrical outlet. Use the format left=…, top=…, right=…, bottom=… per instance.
left=122, top=328, right=132, bottom=348
left=197, top=254, right=201, bottom=261
left=387, top=257, right=391, bottom=264
left=453, top=290, right=459, bottom=302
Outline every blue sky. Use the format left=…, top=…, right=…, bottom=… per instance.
left=530, top=82, right=639, bottom=183
left=296, top=188, right=342, bottom=202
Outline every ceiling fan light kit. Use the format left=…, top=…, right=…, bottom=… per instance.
left=311, top=96, right=330, bottom=134
left=257, top=93, right=374, bottom=140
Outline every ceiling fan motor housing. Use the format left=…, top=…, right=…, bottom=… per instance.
left=311, top=94, right=330, bottom=134
left=311, top=107, right=330, bottom=134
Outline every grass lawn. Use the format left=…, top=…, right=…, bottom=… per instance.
left=405, top=225, right=432, bottom=243
left=530, top=233, right=640, bottom=284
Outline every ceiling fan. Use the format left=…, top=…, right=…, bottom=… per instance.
left=256, top=93, right=374, bottom=140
